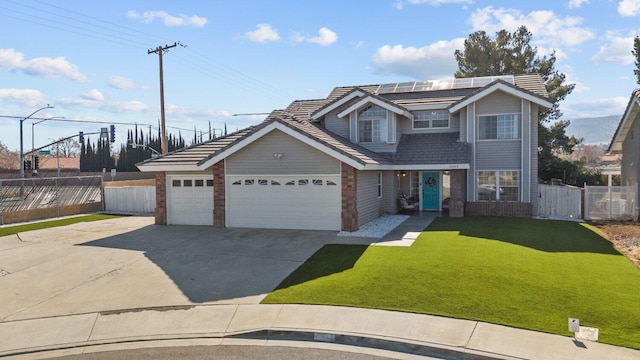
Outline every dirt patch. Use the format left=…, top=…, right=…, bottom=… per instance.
left=589, top=221, right=640, bottom=269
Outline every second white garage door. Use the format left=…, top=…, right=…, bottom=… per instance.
left=227, top=175, right=341, bottom=230
left=167, top=176, right=214, bottom=226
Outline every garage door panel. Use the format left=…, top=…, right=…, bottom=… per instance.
left=228, top=176, right=340, bottom=230
left=168, top=176, right=214, bottom=226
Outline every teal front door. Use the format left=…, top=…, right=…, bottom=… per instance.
left=422, top=172, right=440, bottom=210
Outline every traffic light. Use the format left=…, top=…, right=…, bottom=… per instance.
left=24, top=160, right=32, bottom=170
left=109, top=125, right=115, bottom=143
left=34, top=155, right=39, bottom=170
left=79, top=131, right=84, bottom=143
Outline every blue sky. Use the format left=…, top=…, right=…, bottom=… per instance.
left=0, top=0, right=639, bottom=151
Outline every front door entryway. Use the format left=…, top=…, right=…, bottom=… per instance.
left=421, top=172, right=440, bottom=211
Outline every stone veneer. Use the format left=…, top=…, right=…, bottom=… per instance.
left=465, top=201, right=532, bottom=217
left=213, top=160, right=225, bottom=227
left=341, top=162, right=358, bottom=231
left=154, top=171, right=167, bottom=225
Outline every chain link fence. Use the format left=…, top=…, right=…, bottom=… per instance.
left=584, top=185, right=637, bottom=221
left=0, top=175, right=103, bottom=225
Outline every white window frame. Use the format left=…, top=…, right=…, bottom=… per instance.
left=413, top=110, right=450, bottom=130
left=478, top=114, right=520, bottom=140
left=377, top=171, right=383, bottom=198
left=477, top=170, right=520, bottom=202
left=358, top=105, right=387, bottom=143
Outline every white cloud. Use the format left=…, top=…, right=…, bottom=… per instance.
left=127, top=10, right=207, bottom=27
left=293, top=27, right=338, bottom=46
left=245, top=24, right=280, bottom=43
left=81, top=89, right=104, bottom=101
left=0, top=89, right=47, bottom=107
left=592, top=33, right=636, bottom=64
left=107, top=76, right=143, bottom=90
left=468, top=7, right=594, bottom=48
left=309, top=27, right=338, bottom=46
left=568, top=0, right=589, bottom=9
left=618, top=0, right=640, bottom=17
left=371, top=38, right=465, bottom=79
left=0, top=48, right=87, bottom=82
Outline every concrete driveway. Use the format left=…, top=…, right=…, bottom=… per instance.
left=0, top=216, right=358, bottom=322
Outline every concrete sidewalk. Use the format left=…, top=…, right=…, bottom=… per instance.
left=1, top=304, right=639, bottom=359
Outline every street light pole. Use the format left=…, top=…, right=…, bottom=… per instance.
left=20, top=105, right=54, bottom=196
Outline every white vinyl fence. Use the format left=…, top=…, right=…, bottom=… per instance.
left=584, top=185, right=637, bottom=221
left=537, top=184, right=582, bottom=220
left=104, top=186, right=155, bottom=214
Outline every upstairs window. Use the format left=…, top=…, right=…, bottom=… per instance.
left=414, top=110, right=449, bottom=129
left=479, top=114, right=519, bottom=140
left=358, top=105, right=387, bottom=143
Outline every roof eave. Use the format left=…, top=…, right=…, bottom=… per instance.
left=608, top=92, right=640, bottom=153
left=448, top=81, right=553, bottom=113
left=337, top=96, right=413, bottom=119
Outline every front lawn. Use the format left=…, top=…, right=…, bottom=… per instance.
left=0, top=214, right=121, bottom=237
left=262, top=216, right=640, bottom=350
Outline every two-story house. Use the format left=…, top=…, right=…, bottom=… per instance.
left=137, top=74, right=552, bottom=231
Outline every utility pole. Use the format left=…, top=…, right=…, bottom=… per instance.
left=148, top=43, right=177, bottom=155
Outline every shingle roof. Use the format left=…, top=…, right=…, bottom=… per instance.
left=393, top=133, right=471, bottom=165
left=139, top=74, right=546, bottom=171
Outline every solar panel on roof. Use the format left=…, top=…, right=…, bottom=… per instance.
left=376, top=75, right=515, bottom=94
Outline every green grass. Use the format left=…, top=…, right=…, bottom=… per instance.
left=262, top=216, right=640, bottom=350
left=0, top=214, right=121, bottom=237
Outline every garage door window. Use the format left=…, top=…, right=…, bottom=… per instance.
left=172, top=180, right=181, bottom=187
left=258, top=179, right=268, bottom=185
left=298, top=179, right=308, bottom=185
left=327, top=180, right=337, bottom=186
left=244, top=179, right=254, bottom=185
left=206, top=179, right=213, bottom=187
left=271, top=180, right=280, bottom=185
left=195, top=179, right=204, bottom=187
left=183, top=180, right=192, bottom=187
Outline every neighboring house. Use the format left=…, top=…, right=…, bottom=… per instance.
left=608, top=89, right=640, bottom=206
left=138, top=74, right=552, bottom=231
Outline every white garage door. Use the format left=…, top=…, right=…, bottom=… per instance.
left=227, top=175, right=340, bottom=230
left=167, top=176, right=214, bottom=225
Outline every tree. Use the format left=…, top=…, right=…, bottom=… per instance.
left=55, top=137, right=81, bottom=157
left=633, top=36, right=640, bottom=86
left=454, top=26, right=579, bottom=183
left=455, top=26, right=575, bottom=122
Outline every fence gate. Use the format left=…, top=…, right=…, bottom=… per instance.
left=584, top=185, right=637, bottom=221
left=104, top=186, right=155, bottom=214
left=538, top=184, right=582, bottom=220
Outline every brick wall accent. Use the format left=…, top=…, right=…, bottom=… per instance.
left=449, top=169, right=465, bottom=218
left=213, top=160, right=225, bottom=228
left=465, top=201, right=532, bottom=217
left=341, top=162, right=358, bottom=231
left=154, top=171, right=167, bottom=225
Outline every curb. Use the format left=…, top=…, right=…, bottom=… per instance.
left=2, top=328, right=505, bottom=360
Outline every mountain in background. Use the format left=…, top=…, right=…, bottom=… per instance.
left=563, top=115, right=620, bottom=146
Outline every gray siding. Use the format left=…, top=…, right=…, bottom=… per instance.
left=324, top=108, right=350, bottom=138
left=459, top=108, right=467, bottom=141
left=622, top=112, right=640, bottom=189
left=357, top=170, right=383, bottom=225
left=226, top=129, right=340, bottom=175
left=475, top=91, right=521, bottom=114
left=475, top=140, right=521, bottom=169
